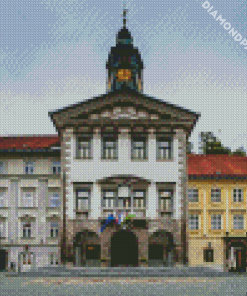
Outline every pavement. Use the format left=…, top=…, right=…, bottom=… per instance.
left=4, top=266, right=247, bottom=277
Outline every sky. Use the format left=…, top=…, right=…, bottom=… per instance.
left=0, top=0, right=246, bottom=154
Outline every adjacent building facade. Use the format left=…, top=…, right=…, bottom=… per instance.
left=188, top=154, right=247, bottom=272
left=0, top=20, right=201, bottom=271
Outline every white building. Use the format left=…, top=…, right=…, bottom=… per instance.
left=0, top=15, right=200, bottom=271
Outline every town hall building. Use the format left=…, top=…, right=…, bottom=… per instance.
left=0, top=10, right=200, bottom=271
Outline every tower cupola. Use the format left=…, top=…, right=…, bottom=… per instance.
left=106, top=3, right=144, bottom=93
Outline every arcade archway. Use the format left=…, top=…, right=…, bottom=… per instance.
left=111, top=230, right=138, bottom=267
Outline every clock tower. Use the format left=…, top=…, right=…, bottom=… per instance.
left=106, top=4, right=144, bottom=93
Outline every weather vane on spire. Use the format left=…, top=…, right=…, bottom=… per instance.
left=122, top=1, right=128, bottom=28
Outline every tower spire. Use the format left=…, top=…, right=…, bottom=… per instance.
left=122, top=2, right=128, bottom=28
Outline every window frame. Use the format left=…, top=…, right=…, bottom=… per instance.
left=102, top=189, right=117, bottom=208
left=158, top=189, right=173, bottom=212
left=131, top=136, right=148, bottom=160
left=101, top=134, right=118, bottom=160
left=233, top=214, right=244, bottom=230
left=50, top=222, right=59, bottom=238
left=52, top=161, right=61, bottom=174
left=22, top=222, right=32, bottom=238
left=21, top=188, right=35, bottom=208
left=156, top=135, right=173, bottom=160
left=0, top=188, right=7, bottom=208
left=24, top=161, right=34, bottom=175
left=211, top=188, right=221, bottom=203
left=211, top=214, right=221, bottom=230
left=233, top=188, right=243, bottom=203
left=76, top=188, right=90, bottom=210
left=133, top=189, right=146, bottom=209
left=188, top=214, right=199, bottom=230
left=49, top=191, right=61, bottom=208
left=188, top=188, right=199, bottom=203
left=77, top=134, right=93, bottom=159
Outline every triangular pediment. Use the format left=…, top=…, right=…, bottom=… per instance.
left=49, top=90, right=200, bottom=134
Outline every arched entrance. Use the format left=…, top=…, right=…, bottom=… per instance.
left=148, top=231, right=174, bottom=267
left=111, top=230, right=138, bottom=267
left=74, top=230, right=101, bottom=267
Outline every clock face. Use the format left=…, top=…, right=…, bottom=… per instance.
left=117, top=69, right=132, bottom=81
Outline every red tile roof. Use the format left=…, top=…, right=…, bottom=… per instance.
left=188, top=154, right=247, bottom=177
left=0, top=136, right=246, bottom=177
left=0, top=135, right=60, bottom=150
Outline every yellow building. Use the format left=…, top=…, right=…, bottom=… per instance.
left=188, top=154, right=247, bottom=272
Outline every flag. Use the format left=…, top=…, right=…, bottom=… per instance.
left=99, top=214, right=116, bottom=233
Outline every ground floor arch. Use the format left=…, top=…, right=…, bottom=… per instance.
left=148, top=230, right=174, bottom=267
left=74, top=230, right=101, bottom=267
left=111, top=230, right=138, bottom=267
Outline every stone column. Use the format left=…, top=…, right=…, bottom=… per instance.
left=37, top=179, right=48, bottom=242
left=147, top=182, right=157, bottom=219
left=61, top=127, right=74, bottom=262
left=176, top=128, right=188, bottom=266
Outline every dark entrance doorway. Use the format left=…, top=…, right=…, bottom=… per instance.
left=149, top=244, right=163, bottom=260
left=0, top=250, right=7, bottom=271
left=111, top=230, right=138, bottom=267
left=227, top=241, right=246, bottom=272
left=86, top=244, right=101, bottom=260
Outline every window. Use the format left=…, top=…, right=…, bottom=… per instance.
left=159, top=190, right=172, bottom=212
left=188, top=214, right=199, bottom=230
left=133, top=190, right=146, bottom=209
left=0, top=221, right=6, bottom=238
left=117, top=187, right=131, bottom=208
left=76, top=189, right=90, bottom=210
left=211, top=214, right=221, bottom=230
left=233, top=214, right=244, bottom=230
left=22, top=252, right=33, bottom=265
left=50, top=222, right=59, bottom=238
left=103, top=190, right=116, bottom=208
left=24, top=161, right=34, bottom=174
left=233, top=189, right=243, bottom=203
left=49, top=253, right=59, bottom=265
left=157, top=136, right=172, bottom=160
left=49, top=192, right=61, bottom=208
left=132, top=137, right=147, bottom=159
left=22, top=222, right=32, bottom=238
left=21, top=188, right=35, bottom=207
left=0, top=188, right=7, bottom=207
left=52, top=161, right=61, bottom=174
left=204, top=249, right=214, bottom=262
left=102, top=136, right=117, bottom=159
left=211, top=188, right=221, bottom=202
left=0, top=162, right=6, bottom=174
left=188, top=188, right=199, bottom=202
left=77, top=134, right=92, bottom=159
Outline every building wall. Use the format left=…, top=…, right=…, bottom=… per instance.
left=188, top=179, right=247, bottom=270
left=0, top=156, right=62, bottom=270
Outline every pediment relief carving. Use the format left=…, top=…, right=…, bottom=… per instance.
left=89, top=107, right=163, bottom=120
